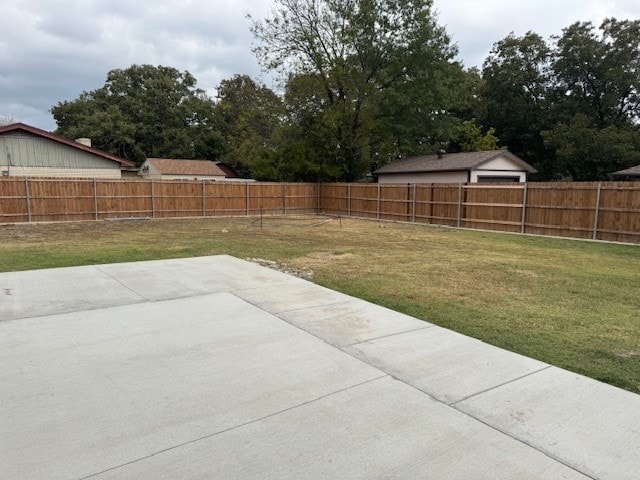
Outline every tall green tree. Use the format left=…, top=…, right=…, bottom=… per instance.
left=250, top=0, right=465, bottom=181
left=543, top=19, right=640, bottom=179
left=214, top=75, right=283, bottom=177
left=479, top=32, right=554, bottom=176
left=52, top=65, right=222, bottom=165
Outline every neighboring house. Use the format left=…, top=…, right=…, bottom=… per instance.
left=0, top=123, right=134, bottom=179
left=375, top=150, right=536, bottom=184
left=611, top=164, right=640, bottom=180
left=138, top=158, right=228, bottom=181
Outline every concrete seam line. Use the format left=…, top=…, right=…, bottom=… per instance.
left=450, top=398, right=599, bottom=480
left=342, top=325, right=436, bottom=347
left=449, top=365, right=553, bottom=406
left=93, top=265, right=150, bottom=301
left=77, top=374, right=389, bottom=480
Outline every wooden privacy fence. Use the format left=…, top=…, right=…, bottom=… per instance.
left=1, top=178, right=640, bottom=244
left=319, top=182, right=640, bottom=244
left=0, top=178, right=319, bottom=223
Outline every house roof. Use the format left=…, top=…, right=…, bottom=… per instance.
left=146, top=158, right=227, bottom=176
left=375, top=150, right=536, bottom=175
left=612, top=164, right=640, bottom=178
left=215, top=162, right=240, bottom=178
left=0, top=122, right=135, bottom=168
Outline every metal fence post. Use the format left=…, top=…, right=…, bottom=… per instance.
left=593, top=182, right=602, bottom=240
left=377, top=183, right=381, bottom=220
left=457, top=184, right=463, bottom=228
left=520, top=183, right=528, bottom=234
left=25, top=178, right=32, bottom=223
left=93, top=178, right=98, bottom=220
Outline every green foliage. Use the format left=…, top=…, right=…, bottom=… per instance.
left=478, top=19, right=640, bottom=180
left=250, top=0, right=467, bottom=181
left=542, top=115, right=640, bottom=180
left=214, top=75, right=284, bottom=177
left=52, top=65, right=222, bottom=165
left=455, top=119, right=500, bottom=152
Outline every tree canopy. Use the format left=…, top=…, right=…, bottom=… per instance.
left=250, top=0, right=469, bottom=181
left=478, top=19, right=640, bottom=180
left=49, top=14, right=640, bottom=181
left=52, top=65, right=222, bottom=165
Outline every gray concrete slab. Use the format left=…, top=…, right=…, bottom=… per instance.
left=276, top=298, right=433, bottom=346
left=346, top=326, right=550, bottom=404
left=1, top=255, right=638, bottom=480
left=456, top=367, right=640, bottom=480
left=96, top=254, right=307, bottom=301
left=1, top=292, right=382, bottom=480
left=93, top=376, right=589, bottom=480
left=233, top=281, right=355, bottom=314
left=0, top=265, right=145, bottom=321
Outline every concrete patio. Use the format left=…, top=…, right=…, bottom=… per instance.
left=1, top=255, right=638, bottom=479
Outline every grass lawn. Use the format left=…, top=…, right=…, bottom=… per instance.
left=1, top=215, right=639, bottom=394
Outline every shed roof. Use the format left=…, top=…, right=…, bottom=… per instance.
left=612, top=164, right=640, bottom=178
left=375, top=150, right=536, bottom=175
left=146, top=158, right=227, bottom=176
left=0, top=123, right=135, bottom=168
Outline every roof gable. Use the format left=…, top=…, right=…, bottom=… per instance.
left=612, top=164, right=640, bottom=177
left=375, top=150, right=536, bottom=175
left=145, top=158, right=227, bottom=176
left=0, top=123, right=135, bottom=167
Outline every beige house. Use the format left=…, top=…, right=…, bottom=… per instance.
left=0, top=123, right=133, bottom=178
left=138, top=158, right=228, bottom=181
left=375, top=150, right=536, bottom=184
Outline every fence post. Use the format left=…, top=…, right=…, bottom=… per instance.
left=377, top=183, right=381, bottom=220
left=93, top=178, right=98, bottom=221
left=412, top=183, right=416, bottom=223
left=593, top=182, right=602, bottom=240
left=246, top=182, right=250, bottom=216
left=283, top=183, right=287, bottom=214
left=317, top=182, right=321, bottom=214
left=347, top=184, right=351, bottom=217
left=457, top=184, right=463, bottom=228
left=151, top=180, right=156, bottom=218
left=520, top=183, right=528, bottom=234
left=24, top=178, right=32, bottom=223
left=202, top=180, right=206, bottom=217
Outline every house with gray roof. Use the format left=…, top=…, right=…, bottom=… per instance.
left=375, top=150, right=536, bottom=184
left=0, top=123, right=134, bottom=179
left=611, top=164, right=640, bottom=180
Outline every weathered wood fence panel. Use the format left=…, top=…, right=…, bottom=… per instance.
left=1, top=178, right=639, bottom=243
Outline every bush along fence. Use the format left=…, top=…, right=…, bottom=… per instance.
left=0, top=178, right=639, bottom=244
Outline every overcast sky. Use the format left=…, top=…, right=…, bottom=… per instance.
left=2, top=0, right=639, bottom=131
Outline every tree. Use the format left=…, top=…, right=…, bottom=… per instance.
left=52, top=65, right=222, bottom=164
left=250, top=0, right=466, bottom=181
left=214, top=75, right=283, bottom=177
left=478, top=32, right=554, bottom=176
left=543, top=19, right=640, bottom=179
left=454, top=120, right=500, bottom=152
left=0, top=114, right=16, bottom=126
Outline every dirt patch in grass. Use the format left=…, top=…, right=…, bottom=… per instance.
left=294, top=251, right=355, bottom=269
